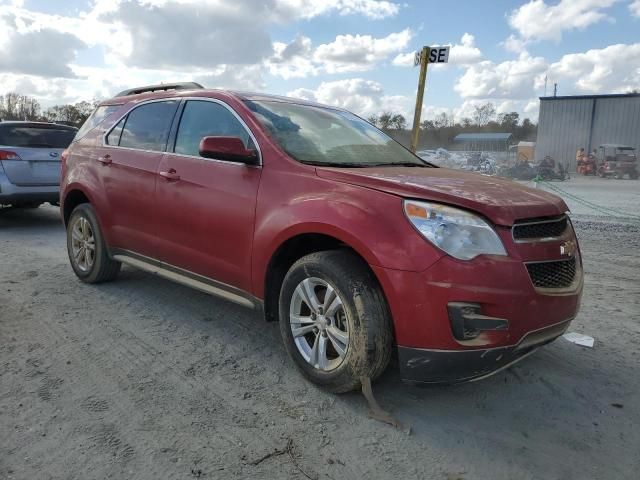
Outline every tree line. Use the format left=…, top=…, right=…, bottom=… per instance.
left=0, top=93, right=98, bottom=127
left=1, top=93, right=538, bottom=149
left=368, top=102, right=537, bottom=149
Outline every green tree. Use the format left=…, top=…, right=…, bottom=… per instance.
left=44, top=100, right=98, bottom=126
left=377, top=111, right=393, bottom=130
left=390, top=114, right=407, bottom=130
left=498, top=112, right=520, bottom=132
left=0, top=93, right=42, bottom=121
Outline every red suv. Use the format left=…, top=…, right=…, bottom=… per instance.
left=61, top=83, right=583, bottom=392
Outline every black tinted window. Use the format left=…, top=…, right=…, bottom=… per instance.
left=106, top=117, right=125, bottom=146
left=0, top=126, right=76, bottom=148
left=119, top=100, right=179, bottom=151
left=174, top=101, right=252, bottom=157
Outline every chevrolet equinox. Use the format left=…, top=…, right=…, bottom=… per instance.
left=61, top=82, right=583, bottom=392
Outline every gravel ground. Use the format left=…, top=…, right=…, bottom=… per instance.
left=1, top=176, right=639, bottom=480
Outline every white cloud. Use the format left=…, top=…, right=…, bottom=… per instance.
left=454, top=52, right=547, bottom=99
left=547, top=43, right=640, bottom=94
left=449, top=33, right=483, bottom=65
left=507, top=0, right=618, bottom=44
left=453, top=41, right=640, bottom=121
left=101, top=1, right=274, bottom=69
left=630, top=0, right=640, bottom=16
left=195, top=65, right=266, bottom=91
left=267, top=36, right=318, bottom=79
left=391, top=52, right=415, bottom=67
left=314, top=29, right=412, bottom=73
left=275, top=0, right=401, bottom=20
left=523, top=100, right=539, bottom=115
left=267, top=29, right=413, bottom=78
left=502, top=34, right=527, bottom=54
left=0, top=12, right=86, bottom=78
left=392, top=33, right=482, bottom=68
left=288, top=78, right=413, bottom=117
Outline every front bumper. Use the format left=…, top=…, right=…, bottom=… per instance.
left=398, top=318, right=571, bottom=384
left=371, top=244, right=583, bottom=384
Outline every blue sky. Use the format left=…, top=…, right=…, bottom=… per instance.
left=1, top=0, right=639, bottom=121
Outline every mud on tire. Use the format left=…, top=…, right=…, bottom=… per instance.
left=278, top=249, right=393, bottom=393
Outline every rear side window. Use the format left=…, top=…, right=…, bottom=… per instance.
left=75, top=105, right=120, bottom=141
left=106, top=117, right=125, bottom=146
left=174, top=100, right=252, bottom=157
left=119, top=101, right=179, bottom=152
left=0, top=126, right=76, bottom=148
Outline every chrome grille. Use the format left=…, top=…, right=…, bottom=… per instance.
left=526, top=258, right=577, bottom=289
left=513, top=215, right=568, bottom=241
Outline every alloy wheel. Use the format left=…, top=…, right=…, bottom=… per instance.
left=289, top=277, right=350, bottom=371
left=70, top=216, right=96, bottom=272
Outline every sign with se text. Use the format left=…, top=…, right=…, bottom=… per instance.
left=414, top=46, right=450, bottom=66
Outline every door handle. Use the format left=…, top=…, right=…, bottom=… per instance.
left=159, top=169, right=180, bottom=181
left=97, top=154, right=112, bottom=165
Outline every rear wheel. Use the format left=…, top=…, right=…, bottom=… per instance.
left=278, top=250, right=393, bottom=393
left=66, top=203, right=120, bottom=283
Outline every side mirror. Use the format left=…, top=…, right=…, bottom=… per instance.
left=199, top=136, right=259, bottom=165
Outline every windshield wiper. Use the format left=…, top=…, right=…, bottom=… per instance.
left=299, top=161, right=371, bottom=168
left=300, top=160, right=430, bottom=168
left=368, top=162, right=429, bottom=167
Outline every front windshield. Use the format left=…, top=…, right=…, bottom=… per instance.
left=245, top=100, right=429, bottom=167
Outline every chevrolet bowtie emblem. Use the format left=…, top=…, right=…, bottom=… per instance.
left=560, top=240, right=576, bottom=257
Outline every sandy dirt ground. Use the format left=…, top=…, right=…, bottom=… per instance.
left=1, top=176, right=639, bottom=480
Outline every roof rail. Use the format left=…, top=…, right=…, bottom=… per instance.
left=115, top=82, right=204, bottom=97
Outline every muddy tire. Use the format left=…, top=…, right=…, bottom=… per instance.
left=278, top=250, right=393, bottom=393
left=66, top=203, right=120, bottom=283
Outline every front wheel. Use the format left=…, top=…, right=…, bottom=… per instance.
left=66, top=203, right=121, bottom=283
left=278, top=250, right=393, bottom=393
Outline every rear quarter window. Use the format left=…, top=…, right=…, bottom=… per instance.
left=0, top=126, right=77, bottom=148
left=74, top=105, right=121, bottom=141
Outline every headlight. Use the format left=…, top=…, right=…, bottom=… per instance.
left=404, top=200, right=507, bottom=260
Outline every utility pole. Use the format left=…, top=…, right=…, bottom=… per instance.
left=410, top=46, right=430, bottom=153
left=553, top=83, right=558, bottom=97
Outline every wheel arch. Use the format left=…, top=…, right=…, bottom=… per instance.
left=260, top=229, right=392, bottom=329
left=62, top=187, right=93, bottom=226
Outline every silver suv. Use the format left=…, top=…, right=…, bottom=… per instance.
left=0, top=121, right=77, bottom=208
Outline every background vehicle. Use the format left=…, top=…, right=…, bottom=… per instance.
left=597, top=144, right=638, bottom=179
left=536, top=156, right=569, bottom=181
left=497, top=159, right=536, bottom=180
left=61, top=83, right=583, bottom=393
left=0, top=121, right=77, bottom=207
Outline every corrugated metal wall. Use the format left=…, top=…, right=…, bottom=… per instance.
left=536, top=98, right=593, bottom=168
left=590, top=96, right=640, bottom=155
left=536, top=95, right=640, bottom=169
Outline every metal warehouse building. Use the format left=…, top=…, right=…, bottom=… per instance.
left=536, top=93, right=640, bottom=169
left=452, top=133, right=513, bottom=152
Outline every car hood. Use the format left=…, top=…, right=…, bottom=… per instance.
left=316, top=166, right=568, bottom=226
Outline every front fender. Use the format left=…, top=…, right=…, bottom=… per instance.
left=251, top=169, right=444, bottom=297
